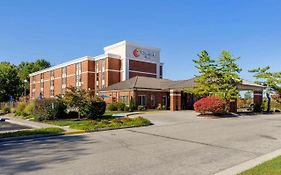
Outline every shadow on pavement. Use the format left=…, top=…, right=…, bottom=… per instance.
left=0, top=134, right=95, bottom=175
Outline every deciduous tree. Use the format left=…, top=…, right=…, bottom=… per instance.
left=0, top=62, right=22, bottom=102
left=249, top=66, right=281, bottom=112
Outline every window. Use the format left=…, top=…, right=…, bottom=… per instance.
left=32, top=76, right=35, bottom=92
left=75, top=63, right=82, bottom=89
left=138, top=95, right=147, bottom=106
left=50, top=70, right=54, bottom=97
left=40, top=73, right=44, bottom=95
left=96, top=61, right=99, bottom=72
left=96, top=72, right=99, bottom=89
left=151, top=95, right=156, bottom=107
left=50, top=89, right=54, bottom=97
left=162, top=96, right=167, bottom=106
left=102, top=72, right=105, bottom=85
left=120, top=96, right=128, bottom=105
left=32, top=91, right=35, bottom=99
left=61, top=67, right=67, bottom=95
left=102, top=59, right=105, bottom=71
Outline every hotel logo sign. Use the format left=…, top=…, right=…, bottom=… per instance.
left=133, top=48, right=155, bottom=59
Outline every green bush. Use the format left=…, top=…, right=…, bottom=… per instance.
left=16, top=102, right=27, bottom=116
left=10, top=107, right=16, bottom=113
left=253, top=102, right=264, bottom=112
left=129, top=97, right=135, bottom=112
left=81, top=100, right=106, bottom=119
left=34, top=98, right=67, bottom=121
left=67, top=111, right=79, bottom=118
left=2, top=106, right=10, bottom=113
left=116, top=102, right=126, bottom=111
left=137, top=105, right=146, bottom=111
left=124, top=105, right=130, bottom=112
left=24, top=102, right=35, bottom=116
left=107, top=103, right=118, bottom=111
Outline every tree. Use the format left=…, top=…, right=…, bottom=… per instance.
left=244, top=91, right=253, bottom=100
left=216, top=50, right=242, bottom=104
left=187, top=50, right=242, bottom=111
left=62, top=87, right=89, bottom=119
left=17, top=59, right=51, bottom=95
left=187, top=50, right=219, bottom=96
left=249, top=66, right=281, bottom=112
left=0, top=62, right=22, bottom=102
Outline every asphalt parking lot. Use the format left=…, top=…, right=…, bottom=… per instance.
left=2, top=111, right=281, bottom=175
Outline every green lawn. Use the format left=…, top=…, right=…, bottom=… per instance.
left=47, top=117, right=151, bottom=131
left=238, top=155, right=281, bottom=175
left=0, top=128, right=64, bottom=138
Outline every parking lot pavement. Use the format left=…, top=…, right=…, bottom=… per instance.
left=2, top=111, right=281, bottom=175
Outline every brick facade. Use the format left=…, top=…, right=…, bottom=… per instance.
left=102, top=90, right=169, bottom=109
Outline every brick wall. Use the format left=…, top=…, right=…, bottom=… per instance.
left=129, top=60, right=156, bottom=73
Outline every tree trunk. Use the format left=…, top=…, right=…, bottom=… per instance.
left=266, top=92, right=271, bottom=113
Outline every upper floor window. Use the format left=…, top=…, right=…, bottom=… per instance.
left=75, top=63, right=82, bottom=88
left=96, top=61, right=99, bottom=72
left=102, top=59, right=105, bottom=71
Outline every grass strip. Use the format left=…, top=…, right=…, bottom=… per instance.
left=0, top=128, right=64, bottom=138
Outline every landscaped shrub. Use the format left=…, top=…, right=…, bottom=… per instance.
left=137, top=105, right=146, bottom=111
left=34, top=98, right=67, bottom=121
left=124, top=105, right=130, bottom=112
left=15, top=102, right=27, bottom=116
left=2, top=106, right=10, bottom=113
left=107, top=103, right=118, bottom=111
left=67, top=111, right=79, bottom=118
left=129, top=97, right=135, bottom=112
left=253, top=102, right=264, bottom=112
left=81, top=100, right=106, bottom=119
left=193, top=96, right=227, bottom=115
left=10, top=107, right=16, bottom=113
left=23, top=102, right=35, bottom=116
left=116, top=102, right=126, bottom=111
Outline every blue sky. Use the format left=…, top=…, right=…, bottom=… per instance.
left=1, top=0, right=280, bottom=81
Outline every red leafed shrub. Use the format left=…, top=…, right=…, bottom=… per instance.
left=194, top=96, right=227, bottom=115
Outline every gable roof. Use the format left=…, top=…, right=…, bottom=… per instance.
left=101, top=76, right=265, bottom=92
left=101, top=76, right=172, bottom=91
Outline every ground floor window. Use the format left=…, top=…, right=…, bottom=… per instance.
left=138, top=95, right=147, bottom=106
left=151, top=95, right=156, bottom=107
left=119, top=96, right=129, bottom=105
left=162, top=96, right=167, bottom=106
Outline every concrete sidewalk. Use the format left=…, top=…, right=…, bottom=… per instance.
left=1, top=115, right=78, bottom=133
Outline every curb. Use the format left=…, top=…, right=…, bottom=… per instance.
left=83, top=123, right=153, bottom=133
left=213, top=148, right=281, bottom=175
left=0, top=124, right=153, bottom=143
left=63, top=130, right=85, bottom=135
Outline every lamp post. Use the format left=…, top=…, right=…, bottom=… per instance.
left=24, top=79, right=27, bottom=101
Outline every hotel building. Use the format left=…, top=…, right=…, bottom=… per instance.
left=29, top=41, right=164, bottom=99
left=30, top=40, right=264, bottom=112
